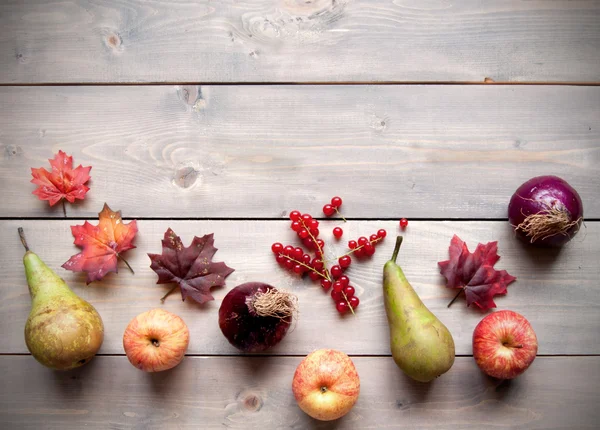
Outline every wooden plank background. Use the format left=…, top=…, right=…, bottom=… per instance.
left=1, top=356, right=599, bottom=429
left=1, top=85, right=598, bottom=219
left=1, top=0, right=599, bottom=83
left=1, top=0, right=599, bottom=428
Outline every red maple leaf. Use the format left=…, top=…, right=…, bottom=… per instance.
left=438, top=235, right=516, bottom=310
left=148, top=228, right=235, bottom=304
left=31, top=150, right=91, bottom=208
left=62, top=204, right=138, bottom=284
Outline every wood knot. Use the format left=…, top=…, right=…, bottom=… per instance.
left=172, top=165, right=201, bottom=189
left=4, top=144, right=23, bottom=158
left=104, top=31, right=123, bottom=53
left=240, top=392, right=263, bottom=412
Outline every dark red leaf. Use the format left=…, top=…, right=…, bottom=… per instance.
left=438, top=235, right=516, bottom=310
left=148, top=228, right=234, bottom=304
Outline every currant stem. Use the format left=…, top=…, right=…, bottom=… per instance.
left=326, top=236, right=384, bottom=263
left=118, top=254, right=135, bottom=274
left=300, top=218, right=331, bottom=282
left=161, top=285, right=178, bottom=302
left=281, top=254, right=328, bottom=280
left=342, top=291, right=356, bottom=316
left=447, top=288, right=464, bottom=308
left=334, top=208, right=347, bottom=222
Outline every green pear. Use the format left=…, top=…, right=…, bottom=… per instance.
left=383, top=236, right=455, bottom=382
left=19, top=228, right=104, bottom=370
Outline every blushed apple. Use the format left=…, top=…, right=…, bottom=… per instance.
left=123, top=309, right=190, bottom=372
left=292, top=349, right=360, bottom=421
left=472, top=310, right=538, bottom=379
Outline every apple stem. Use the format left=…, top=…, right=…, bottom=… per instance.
left=515, top=344, right=523, bottom=349
left=447, top=288, right=465, bottom=307
left=161, top=285, right=178, bottom=302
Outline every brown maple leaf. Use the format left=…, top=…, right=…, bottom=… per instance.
left=438, top=235, right=516, bottom=310
left=62, top=204, right=137, bottom=283
left=148, top=228, right=234, bottom=304
left=31, top=150, right=91, bottom=215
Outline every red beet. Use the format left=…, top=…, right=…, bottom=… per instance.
left=508, top=176, right=583, bottom=247
left=218, top=282, right=296, bottom=353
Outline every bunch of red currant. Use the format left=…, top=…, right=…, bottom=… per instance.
left=270, top=196, right=387, bottom=315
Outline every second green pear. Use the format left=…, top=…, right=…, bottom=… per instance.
left=383, top=236, right=455, bottom=382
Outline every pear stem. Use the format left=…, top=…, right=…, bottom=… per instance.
left=447, top=288, right=465, bottom=308
left=390, top=236, right=403, bottom=263
left=18, top=227, right=30, bottom=252
left=117, top=254, right=135, bottom=274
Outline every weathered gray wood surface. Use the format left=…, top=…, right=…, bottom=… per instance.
left=2, top=220, right=598, bottom=356
left=1, top=0, right=599, bottom=84
left=0, top=356, right=598, bottom=429
left=1, top=85, right=598, bottom=219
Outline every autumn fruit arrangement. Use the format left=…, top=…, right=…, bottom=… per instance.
left=18, top=151, right=584, bottom=421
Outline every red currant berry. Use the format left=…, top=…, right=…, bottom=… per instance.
left=336, top=301, right=349, bottom=314
left=310, top=228, right=320, bottom=237
left=354, top=247, right=365, bottom=258
left=330, top=265, right=343, bottom=279
left=344, top=285, right=355, bottom=298
left=358, top=236, right=368, bottom=246
left=294, top=247, right=304, bottom=260
left=309, top=219, right=319, bottom=229
left=316, top=239, right=325, bottom=249
left=323, top=204, right=335, bottom=217
left=303, top=237, right=314, bottom=248
left=339, top=255, right=352, bottom=268
left=276, top=254, right=286, bottom=265
left=291, top=221, right=301, bottom=232
left=271, top=242, right=283, bottom=253
left=283, top=245, right=294, bottom=256
left=309, top=271, right=321, bottom=281
left=302, top=254, right=311, bottom=264
left=332, top=281, right=344, bottom=293
left=338, top=275, right=350, bottom=287
left=331, top=196, right=342, bottom=208
left=284, top=258, right=295, bottom=269
left=301, top=214, right=313, bottom=223
left=377, top=229, right=387, bottom=239
left=348, top=240, right=357, bottom=249
left=298, top=229, right=309, bottom=239
left=321, top=279, right=332, bottom=290
left=289, top=210, right=301, bottom=221
left=400, top=218, right=408, bottom=229
left=331, top=290, right=343, bottom=301
left=349, top=296, right=359, bottom=309
left=364, top=243, right=375, bottom=256
left=370, top=234, right=378, bottom=242
left=315, top=250, right=323, bottom=259
left=293, top=264, right=303, bottom=274
left=333, top=227, right=343, bottom=238
left=312, top=258, right=324, bottom=271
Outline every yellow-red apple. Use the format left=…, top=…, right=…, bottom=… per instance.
left=473, top=310, right=538, bottom=379
left=292, top=349, right=360, bottom=421
left=123, top=309, right=189, bottom=372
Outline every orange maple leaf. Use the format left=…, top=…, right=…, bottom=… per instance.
left=31, top=150, right=91, bottom=207
left=62, top=204, right=138, bottom=284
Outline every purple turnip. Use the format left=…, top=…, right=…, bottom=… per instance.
left=508, top=175, right=583, bottom=247
left=218, top=282, right=297, bottom=352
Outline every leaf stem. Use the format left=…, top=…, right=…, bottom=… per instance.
left=161, top=285, right=178, bottom=303
left=447, top=288, right=464, bottom=308
left=62, top=199, right=67, bottom=218
left=117, top=254, right=135, bottom=274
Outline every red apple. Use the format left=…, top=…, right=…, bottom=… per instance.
left=123, top=309, right=190, bottom=372
left=292, top=349, right=360, bottom=421
left=472, top=310, right=538, bottom=379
